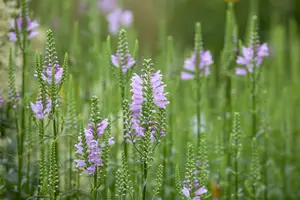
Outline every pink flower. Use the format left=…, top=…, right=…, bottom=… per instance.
left=97, top=119, right=109, bottom=137
left=30, top=99, right=52, bottom=120
left=42, top=66, right=63, bottom=84
left=151, top=70, right=169, bottom=109
left=98, top=0, right=117, bottom=12
left=75, top=159, right=86, bottom=168
left=9, top=15, right=39, bottom=41
left=181, top=51, right=213, bottom=80
left=107, top=8, right=133, bottom=35
left=111, top=54, right=135, bottom=73
left=235, top=43, right=269, bottom=75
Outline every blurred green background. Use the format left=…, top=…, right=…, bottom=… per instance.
left=28, top=0, right=300, bottom=54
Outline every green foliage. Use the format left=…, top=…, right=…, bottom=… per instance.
left=1, top=1, right=300, bottom=200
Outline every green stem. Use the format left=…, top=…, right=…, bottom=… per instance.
left=195, top=55, right=201, bottom=148
left=76, top=171, right=80, bottom=200
left=15, top=109, right=22, bottom=199
left=38, top=120, right=45, bottom=196
left=121, top=79, right=128, bottom=159
left=53, top=114, right=59, bottom=198
left=263, top=134, right=268, bottom=200
left=26, top=117, right=32, bottom=195
left=252, top=77, right=257, bottom=138
left=18, top=4, right=28, bottom=197
left=142, top=161, right=148, bottom=200
left=69, top=135, right=73, bottom=191
left=227, top=154, right=232, bottom=200
left=234, top=154, right=238, bottom=200
left=94, top=168, right=98, bottom=200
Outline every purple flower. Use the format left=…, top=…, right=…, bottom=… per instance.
left=42, top=66, right=63, bottom=84
left=97, top=119, right=109, bottom=137
left=30, top=99, right=52, bottom=120
left=86, top=165, right=96, bottom=174
left=131, top=74, right=144, bottom=117
left=84, top=127, right=103, bottom=167
left=182, top=187, right=190, bottom=198
left=101, top=136, right=115, bottom=147
left=75, top=159, right=86, bottom=168
left=194, top=180, right=199, bottom=187
left=182, top=186, right=207, bottom=200
left=130, top=74, right=145, bottom=137
left=195, top=187, right=208, bottom=196
left=111, top=54, right=135, bottom=73
left=181, top=51, right=213, bottom=80
left=235, top=43, right=269, bottom=75
left=108, top=137, right=114, bottom=145
left=75, top=137, right=84, bottom=155
left=9, top=15, right=39, bottom=41
left=0, top=96, right=3, bottom=105
left=151, top=70, right=169, bottom=109
left=107, top=8, right=133, bottom=35
left=131, top=118, right=144, bottom=137
left=98, top=0, right=117, bottom=12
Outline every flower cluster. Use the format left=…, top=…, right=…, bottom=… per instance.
left=130, top=74, right=144, bottom=137
left=9, top=14, right=39, bottom=41
left=129, top=70, right=169, bottom=138
left=151, top=71, right=169, bottom=109
left=235, top=43, right=269, bottom=75
left=30, top=98, right=52, bottom=120
left=41, top=66, right=63, bottom=84
left=75, top=119, right=113, bottom=175
left=181, top=51, right=214, bottom=80
left=98, top=0, right=133, bottom=35
left=111, top=53, right=135, bottom=74
left=182, top=184, right=208, bottom=200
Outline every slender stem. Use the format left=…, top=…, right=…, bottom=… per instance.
left=234, top=153, right=238, bottom=200
left=38, top=120, right=44, bottom=196
left=195, top=54, right=201, bottom=148
left=263, top=133, right=268, bottom=200
left=76, top=171, right=80, bottom=200
left=227, top=154, right=232, bottom=200
left=69, top=135, right=73, bottom=190
left=53, top=113, right=59, bottom=198
left=252, top=77, right=256, bottom=138
left=26, top=117, right=32, bottom=194
left=142, top=161, right=148, bottom=200
left=162, top=139, right=167, bottom=198
left=121, top=83, right=128, bottom=158
left=18, top=4, right=28, bottom=197
left=15, top=109, right=21, bottom=199
left=94, top=168, right=98, bottom=200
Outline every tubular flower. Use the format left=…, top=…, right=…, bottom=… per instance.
left=42, top=65, right=63, bottom=84
left=182, top=186, right=208, bottom=200
left=128, top=69, right=169, bottom=138
left=30, top=98, right=52, bottom=120
left=98, top=0, right=117, bottom=12
left=97, top=119, right=109, bottom=137
left=111, top=54, right=135, bottom=73
left=181, top=51, right=213, bottom=80
left=9, top=14, right=39, bottom=41
left=107, top=8, right=133, bottom=35
left=150, top=70, right=169, bottom=109
left=130, top=74, right=144, bottom=117
left=235, top=43, right=269, bottom=75
left=130, top=74, right=144, bottom=137
left=74, top=120, right=111, bottom=175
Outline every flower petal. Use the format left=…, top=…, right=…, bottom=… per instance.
left=181, top=72, right=195, bottom=80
